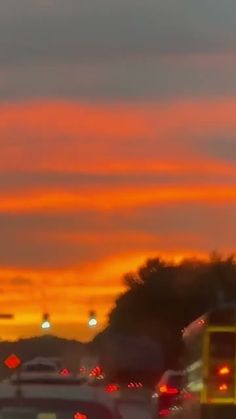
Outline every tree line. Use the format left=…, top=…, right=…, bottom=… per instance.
left=107, top=254, right=236, bottom=368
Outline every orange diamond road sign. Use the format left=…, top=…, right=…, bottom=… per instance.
left=4, top=354, right=21, bottom=369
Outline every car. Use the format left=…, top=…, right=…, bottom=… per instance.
left=9, top=358, right=60, bottom=382
left=152, top=370, right=184, bottom=418
left=118, top=381, right=149, bottom=403
left=0, top=365, right=121, bottom=419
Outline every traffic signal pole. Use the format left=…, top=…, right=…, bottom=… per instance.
left=0, top=314, right=14, bottom=319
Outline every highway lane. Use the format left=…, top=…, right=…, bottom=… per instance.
left=119, top=401, right=152, bottom=419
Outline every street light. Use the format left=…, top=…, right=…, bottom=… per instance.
left=88, top=311, right=97, bottom=328
left=88, top=318, right=98, bottom=327
left=41, top=313, right=51, bottom=330
left=41, top=320, right=51, bottom=330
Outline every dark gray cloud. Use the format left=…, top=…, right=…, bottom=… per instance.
left=0, top=0, right=236, bottom=100
left=0, top=228, right=114, bottom=269
left=204, top=138, right=236, bottom=162
left=0, top=202, right=234, bottom=270
left=0, top=170, right=235, bottom=193
left=1, top=0, right=236, bottom=66
left=2, top=56, right=236, bottom=101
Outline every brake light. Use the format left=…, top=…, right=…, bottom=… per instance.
left=105, top=383, right=119, bottom=393
left=218, top=365, right=231, bottom=376
left=219, top=383, right=228, bottom=392
left=74, top=413, right=87, bottom=419
left=159, top=385, right=179, bottom=395
left=159, top=409, right=169, bottom=416
left=60, top=368, right=70, bottom=376
left=89, top=365, right=102, bottom=377
left=128, top=381, right=143, bottom=389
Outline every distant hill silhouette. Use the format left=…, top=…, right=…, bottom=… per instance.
left=0, top=335, right=86, bottom=379
left=0, top=333, right=164, bottom=386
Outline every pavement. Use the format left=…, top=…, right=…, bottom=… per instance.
left=119, top=400, right=153, bottom=419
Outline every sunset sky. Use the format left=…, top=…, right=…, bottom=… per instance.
left=0, top=0, right=236, bottom=340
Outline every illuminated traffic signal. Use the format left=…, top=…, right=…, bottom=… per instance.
left=88, top=311, right=97, bottom=327
left=219, top=383, right=228, bottom=392
left=218, top=365, right=231, bottom=376
left=41, top=313, right=51, bottom=329
left=207, top=332, right=235, bottom=399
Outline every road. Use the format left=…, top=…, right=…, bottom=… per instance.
left=119, top=401, right=152, bottom=419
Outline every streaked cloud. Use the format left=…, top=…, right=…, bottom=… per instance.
left=0, top=0, right=235, bottom=340
left=1, top=99, right=236, bottom=170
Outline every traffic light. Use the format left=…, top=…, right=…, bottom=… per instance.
left=88, top=310, right=97, bottom=327
left=41, top=313, right=51, bottom=330
left=207, top=332, right=235, bottom=399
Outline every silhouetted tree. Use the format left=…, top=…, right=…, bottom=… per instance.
left=108, top=255, right=236, bottom=368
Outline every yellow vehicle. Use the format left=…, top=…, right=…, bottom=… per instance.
left=181, top=303, right=236, bottom=419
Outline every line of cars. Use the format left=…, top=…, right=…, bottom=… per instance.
left=0, top=358, right=122, bottom=419
left=152, top=370, right=185, bottom=419
left=0, top=356, right=187, bottom=418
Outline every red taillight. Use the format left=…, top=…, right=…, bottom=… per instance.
left=159, top=409, right=169, bottom=416
left=105, top=383, right=119, bottom=393
left=89, top=365, right=102, bottom=377
left=218, top=365, right=231, bottom=376
left=60, top=368, right=70, bottom=376
left=74, top=413, right=87, bottom=419
left=128, top=381, right=143, bottom=389
left=159, top=385, right=179, bottom=395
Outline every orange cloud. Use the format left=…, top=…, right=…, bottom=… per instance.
left=0, top=185, right=235, bottom=214
left=0, top=98, right=235, bottom=340
left=0, top=248, right=205, bottom=333
left=0, top=99, right=236, bottom=173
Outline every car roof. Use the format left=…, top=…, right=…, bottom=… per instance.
left=157, top=370, right=184, bottom=387
left=21, top=358, right=59, bottom=367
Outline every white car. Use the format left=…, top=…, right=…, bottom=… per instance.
left=0, top=367, right=121, bottom=419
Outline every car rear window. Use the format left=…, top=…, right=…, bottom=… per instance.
left=168, top=375, right=183, bottom=389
